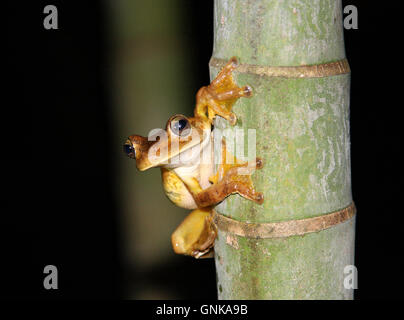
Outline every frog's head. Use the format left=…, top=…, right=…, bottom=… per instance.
left=124, top=114, right=211, bottom=171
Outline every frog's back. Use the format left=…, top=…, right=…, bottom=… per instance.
left=161, top=168, right=197, bottom=210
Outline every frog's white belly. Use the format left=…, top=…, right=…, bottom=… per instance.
left=161, top=161, right=214, bottom=210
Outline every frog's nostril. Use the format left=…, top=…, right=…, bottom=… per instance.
left=124, top=143, right=136, bottom=159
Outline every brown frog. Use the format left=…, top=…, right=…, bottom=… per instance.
left=124, top=57, right=263, bottom=258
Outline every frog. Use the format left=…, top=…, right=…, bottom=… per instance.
left=123, top=57, right=264, bottom=258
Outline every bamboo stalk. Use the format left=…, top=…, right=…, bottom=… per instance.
left=211, top=0, right=355, bottom=299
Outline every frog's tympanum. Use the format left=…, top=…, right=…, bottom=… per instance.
left=124, top=57, right=263, bottom=258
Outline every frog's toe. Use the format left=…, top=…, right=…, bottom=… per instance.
left=229, top=56, right=238, bottom=67
left=256, top=157, right=264, bottom=169
left=254, top=192, right=264, bottom=205
left=228, top=112, right=237, bottom=126
left=192, top=248, right=214, bottom=259
left=242, top=85, right=253, bottom=97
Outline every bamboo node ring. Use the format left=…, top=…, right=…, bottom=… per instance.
left=213, top=202, right=356, bottom=239
left=209, top=58, right=350, bottom=78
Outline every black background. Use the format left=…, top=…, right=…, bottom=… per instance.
left=3, top=0, right=403, bottom=300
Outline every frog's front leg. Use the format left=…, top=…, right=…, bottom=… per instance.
left=192, top=158, right=264, bottom=208
left=184, top=138, right=264, bottom=208
left=194, top=57, right=252, bottom=125
left=171, top=208, right=217, bottom=259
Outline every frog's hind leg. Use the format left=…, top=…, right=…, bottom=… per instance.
left=171, top=208, right=217, bottom=259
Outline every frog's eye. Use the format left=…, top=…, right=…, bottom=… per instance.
left=170, top=116, right=191, bottom=137
left=123, top=141, right=136, bottom=159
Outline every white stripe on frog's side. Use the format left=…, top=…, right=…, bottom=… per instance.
left=172, top=131, right=214, bottom=190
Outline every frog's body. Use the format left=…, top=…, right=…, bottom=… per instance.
left=162, top=159, right=214, bottom=210
left=124, top=57, right=263, bottom=258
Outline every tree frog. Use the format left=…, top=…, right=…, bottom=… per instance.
left=124, top=57, right=263, bottom=258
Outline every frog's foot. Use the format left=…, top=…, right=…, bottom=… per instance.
left=200, top=138, right=264, bottom=207
left=171, top=209, right=217, bottom=259
left=194, top=57, right=252, bottom=126
left=210, top=56, right=239, bottom=88
left=224, top=163, right=264, bottom=204
left=229, top=157, right=264, bottom=203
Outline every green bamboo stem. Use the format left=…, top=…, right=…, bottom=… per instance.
left=211, top=0, right=355, bottom=299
